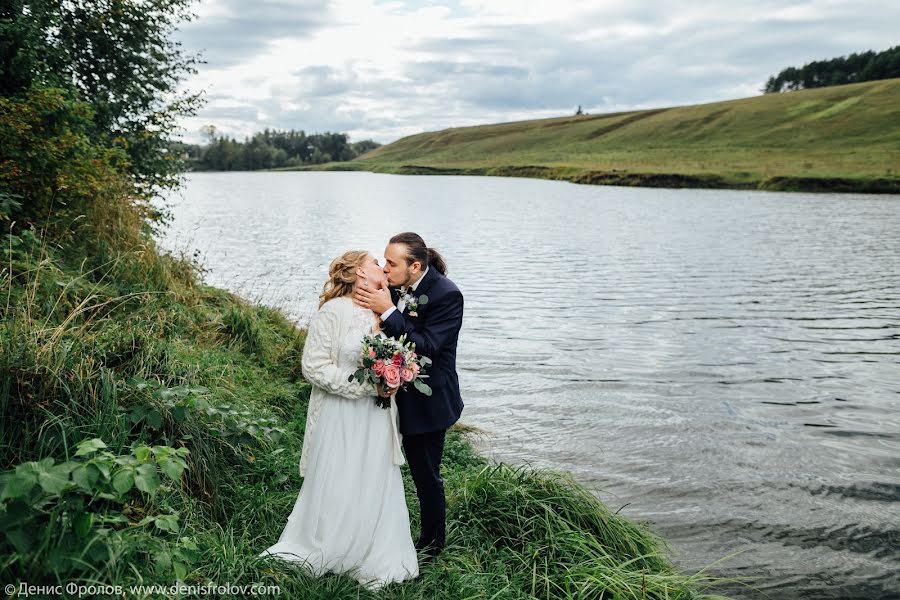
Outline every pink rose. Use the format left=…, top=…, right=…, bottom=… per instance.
left=383, top=364, right=401, bottom=388
left=368, top=349, right=376, bottom=359
left=373, top=359, right=385, bottom=377
left=401, top=367, right=414, bottom=382
left=411, top=363, right=420, bottom=376
left=392, top=353, right=403, bottom=367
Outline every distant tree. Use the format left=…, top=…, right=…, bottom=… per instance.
left=185, top=128, right=382, bottom=171
left=764, top=46, right=900, bottom=93
left=200, top=125, right=218, bottom=144
left=351, top=139, right=381, bottom=156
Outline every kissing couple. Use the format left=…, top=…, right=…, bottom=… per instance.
left=258, top=232, right=465, bottom=589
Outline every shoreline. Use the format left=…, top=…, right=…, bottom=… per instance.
left=264, top=162, right=900, bottom=194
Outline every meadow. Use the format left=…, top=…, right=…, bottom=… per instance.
left=293, top=78, right=900, bottom=193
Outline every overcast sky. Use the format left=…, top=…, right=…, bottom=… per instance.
left=170, top=0, right=898, bottom=144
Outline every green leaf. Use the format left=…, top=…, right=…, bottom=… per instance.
left=75, top=438, right=107, bottom=457
left=134, top=445, right=152, bottom=462
left=418, top=294, right=429, bottom=304
left=134, top=463, right=160, bottom=496
left=155, top=388, right=176, bottom=401
left=158, top=457, right=184, bottom=481
left=73, top=512, right=93, bottom=538
left=71, top=464, right=99, bottom=492
left=171, top=405, right=187, bottom=423
left=175, top=561, right=188, bottom=580
left=146, top=409, right=163, bottom=430
left=413, top=379, right=433, bottom=397
left=155, top=548, right=173, bottom=571
left=126, top=377, right=157, bottom=390
left=92, top=460, right=111, bottom=480
left=130, top=406, right=147, bottom=424
left=114, top=455, right=137, bottom=467
left=38, top=462, right=74, bottom=495
left=1, top=472, right=37, bottom=500
left=154, top=514, right=179, bottom=532
left=112, top=469, right=134, bottom=495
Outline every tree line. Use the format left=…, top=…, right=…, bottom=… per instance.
left=764, top=46, right=900, bottom=93
left=175, top=128, right=381, bottom=171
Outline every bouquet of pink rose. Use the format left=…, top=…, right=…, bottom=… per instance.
left=348, top=333, right=433, bottom=409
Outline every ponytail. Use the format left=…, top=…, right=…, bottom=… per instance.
left=426, top=248, right=447, bottom=275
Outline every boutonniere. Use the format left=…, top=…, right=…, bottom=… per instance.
left=400, top=289, right=428, bottom=317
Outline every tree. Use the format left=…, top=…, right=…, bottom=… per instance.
left=200, top=125, right=218, bottom=144
left=0, top=1, right=40, bottom=95
left=764, top=46, right=900, bottom=93
left=351, top=140, right=381, bottom=156
left=2, top=0, right=205, bottom=214
left=184, top=128, right=381, bottom=171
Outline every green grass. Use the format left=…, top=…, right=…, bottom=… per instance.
left=287, top=79, right=900, bottom=193
left=0, top=229, right=740, bottom=598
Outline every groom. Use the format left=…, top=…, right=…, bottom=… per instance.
left=354, top=232, right=464, bottom=559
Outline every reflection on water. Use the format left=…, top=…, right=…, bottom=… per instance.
left=157, top=172, right=900, bottom=599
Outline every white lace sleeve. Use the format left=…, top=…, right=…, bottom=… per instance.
left=301, top=304, right=374, bottom=400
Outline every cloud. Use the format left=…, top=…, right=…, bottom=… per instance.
left=171, top=0, right=900, bottom=144
left=174, top=0, right=331, bottom=68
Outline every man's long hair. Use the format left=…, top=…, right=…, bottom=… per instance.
left=389, top=232, right=447, bottom=275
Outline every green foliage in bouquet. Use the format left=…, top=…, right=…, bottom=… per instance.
left=349, top=333, right=433, bottom=408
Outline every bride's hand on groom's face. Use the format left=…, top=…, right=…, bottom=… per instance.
left=354, top=282, right=393, bottom=314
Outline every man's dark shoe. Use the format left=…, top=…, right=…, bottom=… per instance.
left=416, top=541, right=443, bottom=563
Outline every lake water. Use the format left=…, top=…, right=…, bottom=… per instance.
left=155, top=171, right=900, bottom=599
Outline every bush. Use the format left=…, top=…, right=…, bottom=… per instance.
left=0, top=437, right=196, bottom=582
left=0, top=87, right=153, bottom=256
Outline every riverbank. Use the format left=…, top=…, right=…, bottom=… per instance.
left=276, top=78, right=900, bottom=194
left=1, top=230, right=734, bottom=598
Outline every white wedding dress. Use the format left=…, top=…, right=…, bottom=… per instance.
left=258, top=296, right=418, bottom=588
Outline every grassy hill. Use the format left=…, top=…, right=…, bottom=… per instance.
left=324, top=79, right=900, bottom=193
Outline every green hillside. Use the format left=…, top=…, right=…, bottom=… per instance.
left=341, top=79, right=900, bottom=192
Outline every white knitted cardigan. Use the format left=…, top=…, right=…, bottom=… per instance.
left=298, top=296, right=404, bottom=477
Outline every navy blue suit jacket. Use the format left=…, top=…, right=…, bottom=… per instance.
left=382, top=267, right=464, bottom=435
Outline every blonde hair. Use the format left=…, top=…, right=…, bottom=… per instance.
left=318, top=250, right=370, bottom=308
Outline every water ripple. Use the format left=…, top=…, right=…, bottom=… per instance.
left=156, top=172, right=900, bottom=599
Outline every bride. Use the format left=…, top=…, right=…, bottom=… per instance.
left=258, top=250, right=419, bottom=588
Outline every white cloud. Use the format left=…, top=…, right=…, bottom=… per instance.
left=171, top=0, right=900, bottom=144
